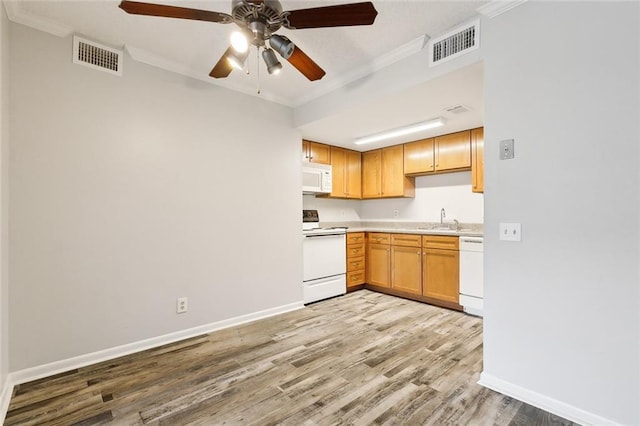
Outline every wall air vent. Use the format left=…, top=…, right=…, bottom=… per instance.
left=428, top=20, right=480, bottom=67
left=73, top=35, right=123, bottom=76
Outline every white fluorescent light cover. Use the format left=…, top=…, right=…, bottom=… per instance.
left=354, top=117, right=446, bottom=145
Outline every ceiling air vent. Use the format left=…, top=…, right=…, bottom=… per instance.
left=444, top=104, right=471, bottom=114
left=428, top=20, right=480, bottom=67
left=73, top=35, right=123, bottom=76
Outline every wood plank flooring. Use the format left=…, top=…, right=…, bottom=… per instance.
left=5, top=290, right=577, bottom=425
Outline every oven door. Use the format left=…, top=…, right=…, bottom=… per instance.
left=302, top=233, right=346, bottom=282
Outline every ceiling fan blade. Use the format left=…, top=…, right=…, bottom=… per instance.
left=284, top=2, right=377, bottom=29
left=119, top=1, right=231, bottom=23
left=287, top=45, right=326, bottom=81
left=209, top=47, right=234, bottom=78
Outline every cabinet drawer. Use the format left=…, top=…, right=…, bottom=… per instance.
left=391, top=234, right=421, bottom=247
left=347, top=242, right=365, bottom=258
left=347, top=232, right=365, bottom=245
left=347, top=270, right=365, bottom=286
left=347, top=256, right=365, bottom=272
left=422, top=235, right=459, bottom=250
left=368, top=233, right=390, bottom=244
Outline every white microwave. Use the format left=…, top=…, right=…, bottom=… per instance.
left=302, top=163, right=332, bottom=194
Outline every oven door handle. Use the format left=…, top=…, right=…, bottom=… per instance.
left=304, top=233, right=345, bottom=238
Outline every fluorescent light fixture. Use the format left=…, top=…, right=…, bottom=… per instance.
left=354, top=117, right=446, bottom=145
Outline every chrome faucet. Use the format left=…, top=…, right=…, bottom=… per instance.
left=440, top=208, right=446, bottom=224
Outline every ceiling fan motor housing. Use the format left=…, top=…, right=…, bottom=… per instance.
left=231, top=0, right=284, bottom=42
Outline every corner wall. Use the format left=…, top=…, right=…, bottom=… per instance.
left=8, top=23, right=302, bottom=372
left=481, top=2, right=639, bottom=424
left=0, top=0, right=10, bottom=414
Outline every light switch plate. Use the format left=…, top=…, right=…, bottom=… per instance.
left=500, top=139, right=515, bottom=160
left=499, top=223, right=521, bottom=241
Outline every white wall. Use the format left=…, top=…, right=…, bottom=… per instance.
left=302, top=195, right=361, bottom=222
left=360, top=172, right=483, bottom=223
left=481, top=2, right=639, bottom=424
left=9, top=24, right=302, bottom=371
left=0, top=0, right=9, bottom=399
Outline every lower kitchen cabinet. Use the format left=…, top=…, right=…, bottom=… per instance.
left=366, top=233, right=390, bottom=288
left=362, top=232, right=462, bottom=310
left=346, top=232, right=366, bottom=288
left=422, top=236, right=460, bottom=304
left=390, top=234, right=422, bottom=295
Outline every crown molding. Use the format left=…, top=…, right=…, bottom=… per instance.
left=477, top=0, right=528, bottom=18
left=292, top=34, right=429, bottom=107
left=3, top=1, right=73, bottom=37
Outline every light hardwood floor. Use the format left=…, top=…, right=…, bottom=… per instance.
left=5, top=290, right=576, bottom=425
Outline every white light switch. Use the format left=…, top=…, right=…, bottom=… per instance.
left=499, top=223, right=521, bottom=241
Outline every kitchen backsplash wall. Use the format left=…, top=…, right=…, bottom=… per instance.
left=302, top=195, right=361, bottom=222
left=303, top=171, right=483, bottom=224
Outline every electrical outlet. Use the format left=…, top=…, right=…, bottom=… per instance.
left=176, top=297, right=188, bottom=314
left=499, top=223, right=521, bottom=241
left=393, top=210, right=399, bottom=218
left=500, top=139, right=515, bottom=160
left=340, top=210, right=346, bottom=218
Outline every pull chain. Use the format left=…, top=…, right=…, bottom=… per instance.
left=256, top=47, right=261, bottom=95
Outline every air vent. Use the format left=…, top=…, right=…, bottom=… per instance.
left=428, top=20, right=480, bottom=67
left=444, top=104, right=471, bottom=114
left=73, top=35, right=123, bottom=76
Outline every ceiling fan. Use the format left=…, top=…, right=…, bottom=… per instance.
left=119, top=0, right=378, bottom=81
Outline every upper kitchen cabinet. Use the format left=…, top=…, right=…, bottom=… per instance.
left=404, top=138, right=435, bottom=175
left=471, top=127, right=484, bottom=193
left=328, top=146, right=361, bottom=199
left=362, top=145, right=415, bottom=199
left=434, top=130, right=471, bottom=172
left=302, top=140, right=331, bottom=165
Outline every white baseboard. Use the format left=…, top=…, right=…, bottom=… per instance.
left=8, top=301, right=304, bottom=389
left=478, top=372, right=618, bottom=426
left=0, top=377, right=13, bottom=425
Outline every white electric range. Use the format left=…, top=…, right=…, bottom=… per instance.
left=302, top=210, right=346, bottom=304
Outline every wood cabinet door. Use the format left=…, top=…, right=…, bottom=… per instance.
left=302, top=140, right=310, bottom=162
left=310, top=142, right=331, bottom=164
left=391, top=245, right=422, bottom=295
left=404, top=138, right=435, bottom=175
left=471, top=127, right=484, bottom=193
left=346, top=149, right=362, bottom=199
left=304, top=140, right=331, bottom=164
left=361, top=150, right=381, bottom=198
left=329, top=146, right=347, bottom=197
left=381, top=145, right=405, bottom=196
left=422, top=248, right=459, bottom=304
left=434, top=130, right=471, bottom=171
left=367, top=243, right=390, bottom=288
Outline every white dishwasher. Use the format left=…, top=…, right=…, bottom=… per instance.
left=459, top=236, right=484, bottom=317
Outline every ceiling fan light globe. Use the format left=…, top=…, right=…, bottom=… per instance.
left=227, top=49, right=248, bottom=71
left=269, top=34, right=295, bottom=59
left=262, top=48, right=283, bottom=75
left=230, top=31, right=249, bottom=53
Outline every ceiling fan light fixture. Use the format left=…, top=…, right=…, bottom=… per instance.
left=262, top=48, right=283, bottom=75
left=230, top=31, right=249, bottom=53
left=269, top=34, right=295, bottom=59
left=227, top=48, right=248, bottom=71
left=354, top=117, right=447, bottom=145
